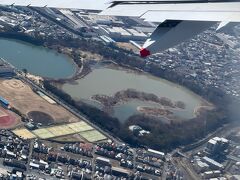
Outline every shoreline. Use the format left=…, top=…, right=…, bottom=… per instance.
left=0, top=34, right=216, bottom=120
left=0, top=34, right=82, bottom=82
left=90, top=89, right=214, bottom=121
left=0, top=33, right=214, bottom=108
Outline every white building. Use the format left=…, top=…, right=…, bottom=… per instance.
left=202, top=170, right=221, bottom=179
left=194, top=160, right=209, bottom=173
left=97, top=25, right=147, bottom=41
left=147, top=149, right=165, bottom=159
left=202, top=156, right=224, bottom=170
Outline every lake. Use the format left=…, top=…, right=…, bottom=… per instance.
left=62, top=65, right=207, bottom=122
left=0, top=38, right=76, bottom=79
left=0, top=37, right=209, bottom=123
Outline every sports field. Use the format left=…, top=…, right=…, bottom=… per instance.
left=31, top=121, right=98, bottom=140
left=12, top=121, right=107, bottom=142
left=32, top=128, right=55, bottom=139
left=47, top=125, right=73, bottom=136
left=13, top=128, right=36, bottom=139
left=67, top=121, right=94, bottom=132
left=0, top=108, right=7, bottom=117
left=0, top=107, right=20, bottom=129
left=0, top=79, right=79, bottom=125
left=79, top=129, right=107, bottom=142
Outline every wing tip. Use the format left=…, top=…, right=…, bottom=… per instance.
left=140, top=48, right=151, bottom=58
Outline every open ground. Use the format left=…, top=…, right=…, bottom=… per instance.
left=0, top=106, right=21, bottom=129
left=0, top=78, right=79, bottom=124
left=0, top=78, right=108, bottom=143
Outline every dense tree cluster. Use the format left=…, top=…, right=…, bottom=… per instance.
left=124, top=108, right=227, bottom=150
left=0, top=32, right=44, bottom=45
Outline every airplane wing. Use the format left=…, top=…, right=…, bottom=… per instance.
left=101, top=0, right=240, bottom=57
left=1, top=0, right=240, bottom=57
left=0, top=0, right=108, bottom=10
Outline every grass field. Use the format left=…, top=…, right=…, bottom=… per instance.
left=47, top=125, right=74, bottom=136
left=33, top=128, right=55, bottom=139
left=13, top=121, right=107, bottom=143
left=67, top=121, right=94, bottom=132
left=79, top=130, right=107, bottom=142
left=31, top=121, right=97, bottom=140
left=13, top=128, right=36, bottom=139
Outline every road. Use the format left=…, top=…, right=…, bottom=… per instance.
left=227, top=155, right=240, bottom=162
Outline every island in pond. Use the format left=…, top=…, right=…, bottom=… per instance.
left=91, top=89, right=186, bottom=118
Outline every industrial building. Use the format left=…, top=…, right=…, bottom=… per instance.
left=206, top=137, right=229, bottom=155
left=79, top=13, right=123, bottom=26
left=59, top=9, right=89, bottom=29
left=202, top=170, right=221, bottom=179
left=202, top=156, right=224, bottom=170
left=135, top=26, right=156, bottom=34
left=127, top=28, right=147, bottom=39
left=100, top=35, right=115, bottom=44
left=97, top=25, right=147, bottom=41
left=193, top=159, right=210, bottom=173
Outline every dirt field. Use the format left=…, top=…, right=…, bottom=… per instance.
left=28, top=111, right=54, bottom=126
left=0, top=108, right=7, bottom=117
left=0, top=78, right=79, bottom=124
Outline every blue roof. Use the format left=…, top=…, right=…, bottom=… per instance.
left=0, top=96, right=9, bottom=105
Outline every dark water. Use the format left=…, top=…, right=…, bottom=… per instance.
left=0, top=38, right=76, bottom=79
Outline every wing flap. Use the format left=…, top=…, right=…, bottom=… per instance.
left=101, top=2, right=240, bottom=22
left=142, top=10, right=240, bottom=22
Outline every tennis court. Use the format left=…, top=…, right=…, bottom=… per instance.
left=32, top=128, right=55, bottom=139
left=79, top=130, right=107, bottom=142
left=31, top=121, right=95, bottom=139
left=67, top=121, right=94, bottom=132
left=47, top=125, right=74, bottom=136
left=28, top=121, right=108, bottom=143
